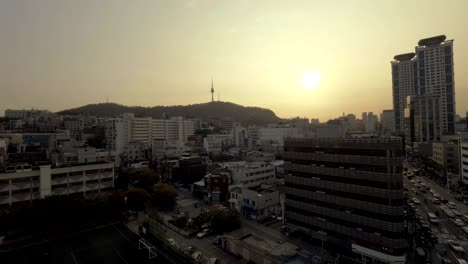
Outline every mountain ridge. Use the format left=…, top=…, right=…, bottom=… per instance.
left=57, top=102, right=281, bottom=125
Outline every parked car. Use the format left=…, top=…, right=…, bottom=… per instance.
left=453, top=218, right=465, bottom=227
left=449, top=240, right=465, bottom=254
left=412, top=198, right=421, bottom=205
left=448, top=202, right=457, bottom=209
left=197, top=228, right=211, bottom=239
left=453, top=210, right=463, bottom=217
left=433, top=198, right=441, bottom=205
left=461, top=227, right=468, bottom=235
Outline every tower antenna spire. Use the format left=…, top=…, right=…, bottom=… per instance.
left=210, top=77, right=214, bottom=102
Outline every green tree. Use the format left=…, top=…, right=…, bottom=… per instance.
left=127, top=188, right=151, bottom=211
left=119, top=168, right=160, bottom=191
left=208, top=207, right=241, bottom=233
left=152, top=183, right=178, bottom=211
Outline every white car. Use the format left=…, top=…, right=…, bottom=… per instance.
left=448, top=202, right=457, bottom=209
left=446, top=210, right=456, bottom=218
left=453, top=218, right=465, bottom=227
left=449, top=240, right=465, bottom=254
left=462, top=227, right=468, bottom=235
left=197, top=228, right=211, bottom=239
left=453, top=210, right=463, bottom=217
left=412, top=198, right=421, bottom=205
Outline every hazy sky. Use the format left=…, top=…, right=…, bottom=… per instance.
left=1, top=0, right=467, bottom=121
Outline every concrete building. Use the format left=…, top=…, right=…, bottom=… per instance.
left=218, top=231, right=299, bottom=264
left=284, top=138, right=406, bottom=263
left=202, top=172, right=229, bottom=204
left=240, top=185, right=281, bottom=221
left=432, top=142, right=459, bottom=174
left=105, top=113, right=194, bottom=153
left=219, top=161, right=276, bottom=188
left=4, top=109, right=50, bottom=120
left=391, top=53, right=417, bottom=133
left=64, top=119, right=84, bottom=141
left=203, top=134, right=233, bottom=154
left=0, top=139, right=7, bottom=168
left=152, top=139, right=187, bottom=159
left=406, top=95, right=442, bottom=142
left=0, top=162, right=114, bottom=206
left=315, top=124, right=344, bottom=138
left=380, top=110, right=395, bottom=134
left=123, top=141, right=147, bottom=162
left=232, top=122, right=247, bottom=147
left=415, top=35, right=455, bottom=135
left=459, top=132, right=468, bottom=186
left=392, top=35, right=455, bottom=136
left=362, top=112, right=378, bottom=133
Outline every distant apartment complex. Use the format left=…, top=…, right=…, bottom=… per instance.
left=105, top=113, right=195, bottom=153
left=0, top=162, right=114, bottom=207
left=380, top=110, right=395, bottom=134
left=284, top=138, right=406, bottom=263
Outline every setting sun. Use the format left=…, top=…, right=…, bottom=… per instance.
left=301, top=71, right=321, bottom=89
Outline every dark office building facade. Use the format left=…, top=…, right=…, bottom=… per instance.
left=284, top=138, right=406, bottom=263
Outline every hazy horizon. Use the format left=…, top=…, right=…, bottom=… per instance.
left=1, top=0, right=468, bottom=120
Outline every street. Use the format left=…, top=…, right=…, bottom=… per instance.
left=405, top=164, right=468, bottom=263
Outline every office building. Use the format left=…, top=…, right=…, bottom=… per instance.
left=0, top=162, right=114, bottom=206
left=432, top=142, right=458, bottom=174
left=284, top=138, right=406, bottom=263
left=406, top=95, right=442, bottom=142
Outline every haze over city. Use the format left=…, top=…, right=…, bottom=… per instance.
left=1, top=0, right=468, bottom=120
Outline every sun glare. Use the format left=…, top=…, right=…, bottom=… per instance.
left=301, top=71, right=321, bottom=89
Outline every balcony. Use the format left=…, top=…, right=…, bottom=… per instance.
left=85, top=174, right=99, bottom=181
left=284, top=187, right=403, bottom=216
left=286, top=211, right=407, bottom=249
left=100, top=181, right=114, bottom=189
left=285, top=199, right=404, bottom=232
left=68, top=175, right=84, bottom=183
left=0, top=184, right=10, bottom=192
left=51, top=177, right=67, bottom=185
left=285, top=163, right=401, bottom=183
left=286, top=175, right=403, bottom=199
left=284, top=152, right=403, bottom=167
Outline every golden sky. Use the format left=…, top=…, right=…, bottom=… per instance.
left=1, top=0, right=467, bottom=121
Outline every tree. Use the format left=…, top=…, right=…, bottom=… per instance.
left=152, top=183, right=178, bottom=211
left=127, top=188, right=151, bottom=211
left=118, top=168, right=160, bottom=191
left=208, top=207, right=241, bottom=233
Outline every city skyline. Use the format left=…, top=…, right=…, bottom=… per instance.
left=1, top=0, right=468, bottom=120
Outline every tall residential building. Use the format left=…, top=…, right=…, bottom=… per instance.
left=392, top=35, right=455, bottom=137
left=284, top=138, right=406, bottom=263
left=391, top=53, right=417, bottom=133
left=416, top=36, right=455, bottom=134
left=380, top=110, right=395, bottom=133
left=406, top=95, right=442, bottom=142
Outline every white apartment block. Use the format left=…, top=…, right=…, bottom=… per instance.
left=106, top=113, right=194, bottom=153
left=0, top=162, right=114, bottom=206
left=219, top=161, right=275, bottom=188
left=203, top=134, right=233, bottom=154
left=258, top=126, right=301, bottom=145
left=380, top=110, right=395, bottom=133
left=362, top=112, right=378, bottom=133
left=459, top=132, right=468, bottom=185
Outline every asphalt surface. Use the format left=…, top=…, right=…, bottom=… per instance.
left=0, top=223, right=171, bottom=264
left=405, top=167, right=468, bottom=263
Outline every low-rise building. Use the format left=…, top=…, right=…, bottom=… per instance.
left=218, top=231, right=299, bottom=264
left=0, top=162, right=114, bottom=207
left=241, top=185, right=281, bottom=221
left=203, top=134, right=233, bottom=154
